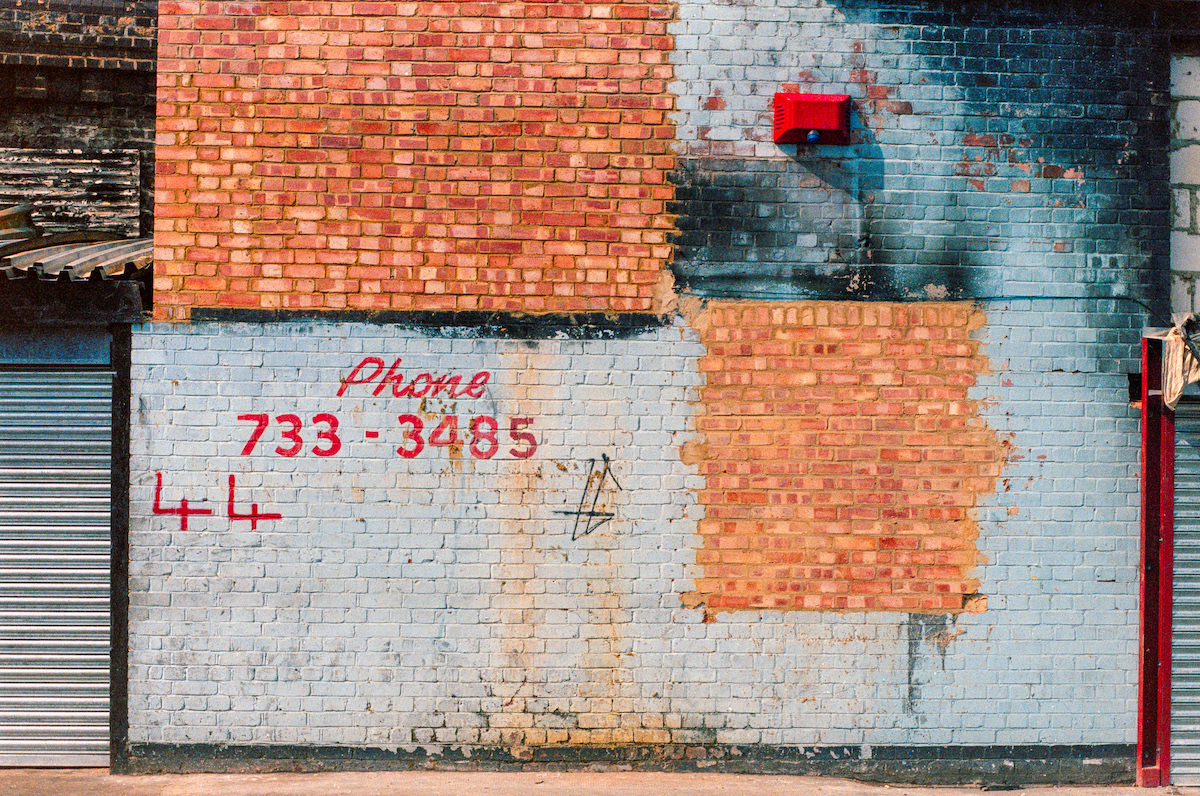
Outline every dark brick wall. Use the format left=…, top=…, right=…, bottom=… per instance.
left=0, top=0, right=156, bottom=71
left=0, top=1, right=156, bottom=234
left=0, top=64, right=155, bottom=234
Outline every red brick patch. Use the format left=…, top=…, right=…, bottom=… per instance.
left=154, top=1, right=677, bottom=319
left=683, top=301, right=1004, bottom=615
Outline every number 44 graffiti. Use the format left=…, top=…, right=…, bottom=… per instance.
left=152, top=472, right=282, bottom=531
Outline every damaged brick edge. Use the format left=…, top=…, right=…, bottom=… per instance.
left=117, top=742, right=1134, bottom=785
left=189, top=309, right=671, bottom=339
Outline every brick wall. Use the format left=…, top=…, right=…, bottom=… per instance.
left=1173, top=52, right=1200, bottom=313
left=130, top=0, right=1168, bottom=765
left=0, top=1, right=157, bottom=234
left=153, top=0, right=677, bottom=319
left=686, top=300, right=1002, bottom=616
left=0, top=0, right=156, bottom=72
left=129, top=321, right=708, bottom=747
left=128, top=319, right=1137, bottom=752
left=660, top=0, right=1161, bottom=629
left=666, top=0, right=1168, bottom=302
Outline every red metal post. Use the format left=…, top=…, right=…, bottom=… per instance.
left=1139, top=336, right=1174, bottom=786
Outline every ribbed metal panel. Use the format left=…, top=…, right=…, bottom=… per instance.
left=0, top=370, right=110, bottom=766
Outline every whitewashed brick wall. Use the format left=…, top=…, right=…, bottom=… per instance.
left=126, top=319, right=1139, bottom=750
left=1174, top=54, right=1200, bottom=314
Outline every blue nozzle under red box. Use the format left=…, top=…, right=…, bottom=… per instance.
left=773, top=92, right=851, bottom=145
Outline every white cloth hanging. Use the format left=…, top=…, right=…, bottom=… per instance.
left=1146, top=314, right=1200, bottom=409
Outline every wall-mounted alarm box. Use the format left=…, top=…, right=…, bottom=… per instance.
left=773, top=93, right=852, bottom=145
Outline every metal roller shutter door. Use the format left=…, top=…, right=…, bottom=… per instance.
left=0, top=370, right=111, bottom=766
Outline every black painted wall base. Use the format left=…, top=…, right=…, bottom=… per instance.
left=119, top=743, right=1134, bottom=786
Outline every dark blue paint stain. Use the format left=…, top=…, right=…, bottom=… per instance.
left=668, top=0, right=1171, bottom=308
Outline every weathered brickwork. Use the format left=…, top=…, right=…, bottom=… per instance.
left=657, top=0, right=1165, bottom=632
left=0, top=0, right=157, bottom=72
left=685, top=301, right=1002, bottom=615
left=666, top=0, right=1168, bottom=302
left=0, top=148, right=140, bottom=236
left=0, top=2, right=157, bottom=234
left=128, top=0, right=1172, bottom=771
left=153, top=1, right=677, bottom=319
left=127, top=320, right=1138, bottom=752
left=968, top=297, right=1142, bottom=743
left=130, top=321, right=707, bottom=746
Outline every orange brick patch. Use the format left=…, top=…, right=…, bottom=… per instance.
left=154, top=1, right=677, bottom=320
left=682, top=300, right=1005, bottom=616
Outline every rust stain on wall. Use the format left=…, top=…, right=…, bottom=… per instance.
left=479, top=351, right=673, bottom=748
left=680, top=300, right=1005, bottom=618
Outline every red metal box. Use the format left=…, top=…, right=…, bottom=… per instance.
left=773, top=92, right=852, bottom=145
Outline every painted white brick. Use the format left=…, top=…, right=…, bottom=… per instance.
left=1174, top=54, right=1200, bottom=99
left=126, top=312, right=1140, bottom=750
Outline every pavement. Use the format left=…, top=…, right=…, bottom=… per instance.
left=0, top=770, right=1198, bottom=796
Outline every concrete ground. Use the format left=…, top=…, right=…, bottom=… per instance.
left=0, top=770, right=1198, bottom=796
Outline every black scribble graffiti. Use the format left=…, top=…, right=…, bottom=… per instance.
left=555, top=454, right=622, bottom=540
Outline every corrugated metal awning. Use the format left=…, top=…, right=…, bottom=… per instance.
left=0, top=204, right=150, bottom=282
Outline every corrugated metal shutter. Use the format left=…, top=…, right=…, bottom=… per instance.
left=0, top=370, right=111, bottom=766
